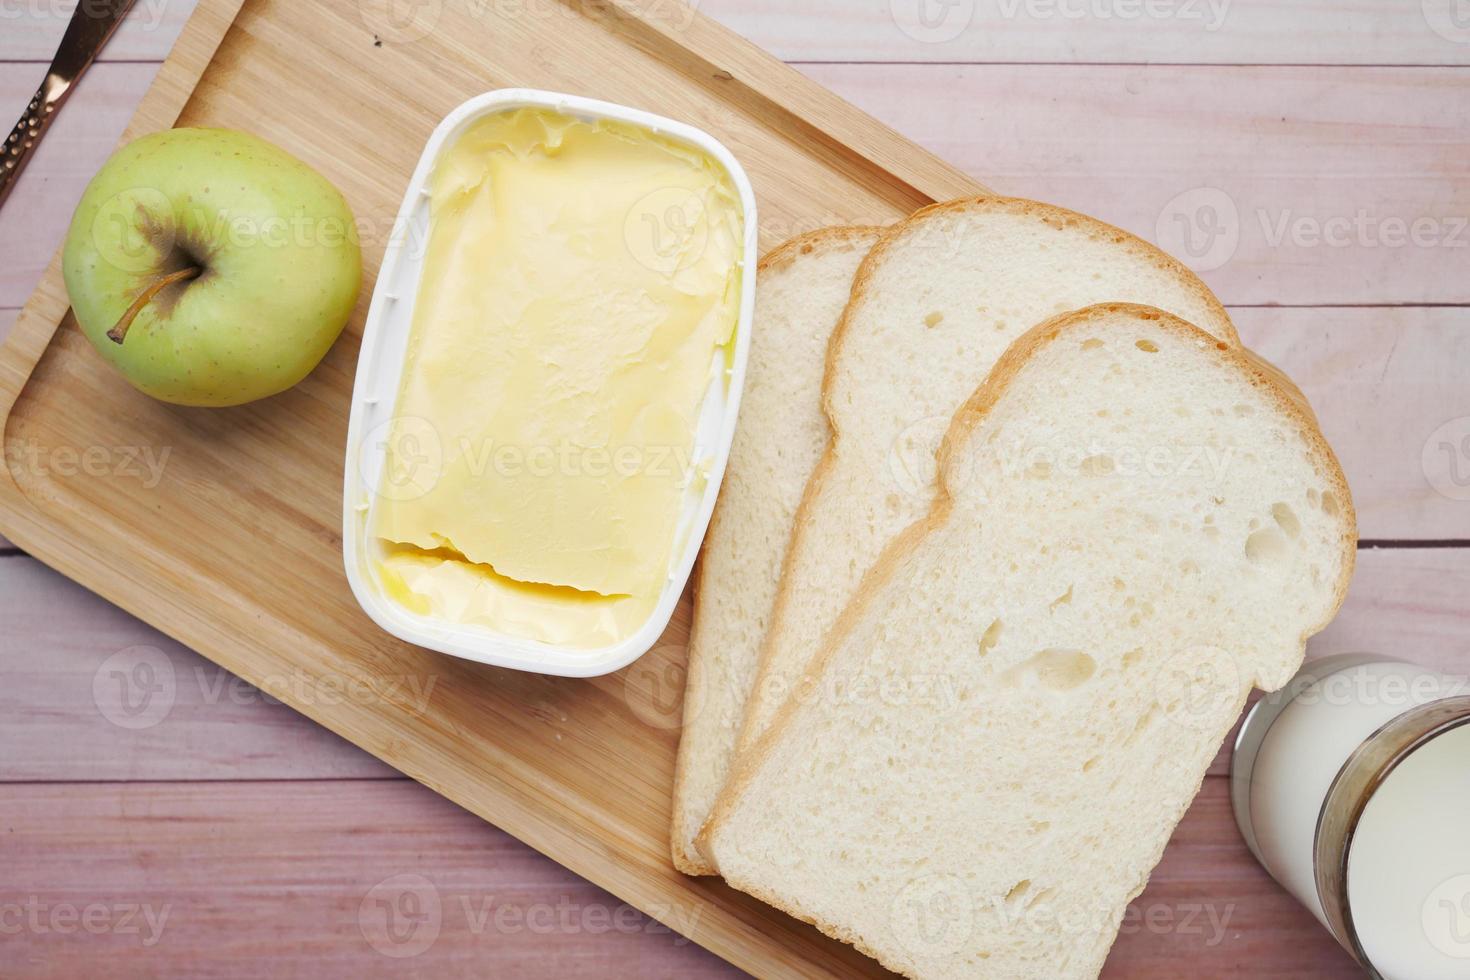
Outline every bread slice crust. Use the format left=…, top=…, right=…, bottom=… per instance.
left=734, top=196, right=1241, bottom=760
left=700, top=303, right=1356, bottom=977
left=671, top=225, right=883, bottom=874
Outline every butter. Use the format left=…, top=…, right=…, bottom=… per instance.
left=372, top=106, right=743, bottom=648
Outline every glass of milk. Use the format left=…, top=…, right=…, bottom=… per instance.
left=1231, top=653, right=1470, bottom=980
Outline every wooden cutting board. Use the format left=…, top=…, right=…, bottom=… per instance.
left=0, top=1, right=985, bottom=974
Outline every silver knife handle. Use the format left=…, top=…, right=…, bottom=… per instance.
left=0, top=79, right=63, bottom=212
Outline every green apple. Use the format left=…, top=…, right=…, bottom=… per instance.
left=62, top=128, right=362, bottom=407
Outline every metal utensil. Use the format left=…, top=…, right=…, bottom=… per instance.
left=0, top=0, right=138, bottom=211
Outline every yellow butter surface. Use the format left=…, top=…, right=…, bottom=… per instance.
left=372, top=106, right=742, bottom=647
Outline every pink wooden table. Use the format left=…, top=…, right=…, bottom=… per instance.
left=2, top=3, right=1467, bottom=976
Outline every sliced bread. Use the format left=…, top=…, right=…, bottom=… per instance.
left=701, top=304, right=1357, bottom=980
left=735, top=196, right=1240, bottom=756
left=671, top=227, right=883, bottom=874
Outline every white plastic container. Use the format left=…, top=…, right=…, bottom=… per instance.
left=341, top=89, right=758, bottom=677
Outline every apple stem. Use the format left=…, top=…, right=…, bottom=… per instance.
left=106, top=266, right=201, bottom=345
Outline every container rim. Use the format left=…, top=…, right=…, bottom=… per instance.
left=340, top=88, right=759, bottom=677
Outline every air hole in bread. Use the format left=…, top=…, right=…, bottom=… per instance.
left=1234, top=403, right=1255, bottom=417
left=1003, top=649, right=1097, bottom=692
left=1307, top=487, right=1321, bottom=506
left=1050, top=585, right=1074, bottom=610
left=1121, top=649, right=1143, bottom=670
left=1083, top=756, right=1101, bottom=773
left=1245, top=528, right=1290, bottom=566
left=1272, top=502, right=1301, bottom=539
left=1027, top=886, right=1058, bottom=910
left=1081, top=338, right=1104, bottom=350
left=1124, top=706, right=1158, bottom=748
left=1321, top=490, right=1341, bottom=516
left=924, top=311, right=944, bottom=328
left=995, top=320, right=1008, bottom=332
left=1004, top=879, right=1032, bottom=904
left=978, top=619, right=1003, bottom=656
left=1080, top=454, right=1115, bottom=477
left=1135, top=339, right=1160, bottom=353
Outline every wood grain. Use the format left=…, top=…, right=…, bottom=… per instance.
left=6, top=306, right=1463, bottom=545
left=0, top=64, right=153, bottom=311
left=0, top=1, right=979, bottom=977
left=0, top=554, right=391, bottom=782
left=1102, top=780, right=1358, bottom=978
left=6, top=0, right=1470, bottom=66
left=708, top=0, right=1470, bottom=67
left=0, top=776, right=1358, bottom=978
left=0, top=0, right=194, bottom=62
left=0, top=779, right=743, bottom=979
left=7, top=64, right=1470, bottom=311
left=3, top=66, right=1467, bottom=542
left=1, top=1, right=1464, bottom=977
left=801, top=63, right=1470, bottom=306
left=1232, top=307, right=1470, bottom=542
left=6, top=536, right=1466, bottom=788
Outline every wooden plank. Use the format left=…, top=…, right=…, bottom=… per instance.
left=1206, top=546, right=1470, bottom=777
left=5, top=0, right=1470, bottom=67
left=7, top=542, right=1466, bottom=785
left=3, top=80, right=1467, bottom=539
left=0, top=779, right=742, bottom=979
left=0, top=0, right=194, bottom=62
left=1235, top=307, right=1470, bottom=542
left=1103, top=779, right=1357, bottom=978
left=0, top=551, right=1447, bottom=972
left=0, top=63, right=155, bottom=312
left=6, top=65, right=1470, bottom=311
left=800, top=63, right=1470, bottom=306
left=0, top=311, right=11, bottom=549
left=704, top=0, right=1470, bottom=67
left=0, top=554, right=392, bottom=781
left=0, top=776, right=1356, bottom=978
left=0, top=309, right=10, bottom=550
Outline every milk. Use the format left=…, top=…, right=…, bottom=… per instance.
left=1233, top=656, right=1470, bottom=977
left=1349, top=723, right=1470, bottom=979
